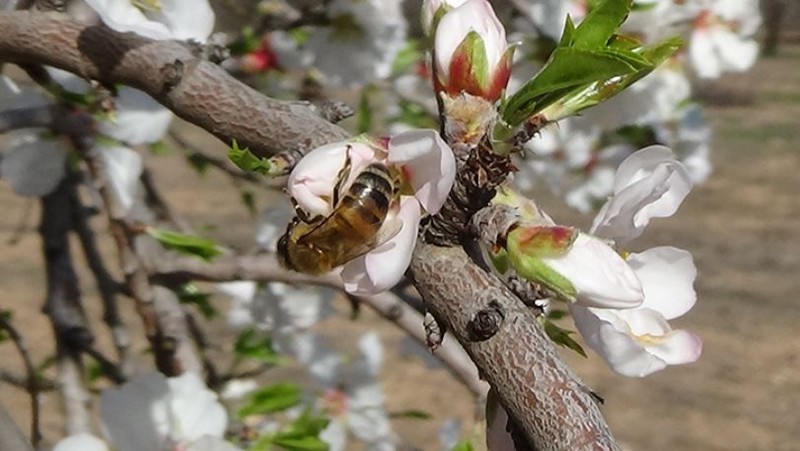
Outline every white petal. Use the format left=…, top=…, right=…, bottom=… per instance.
left=358, top=332, right=384, bottom=377
left=711, top=29, right=759, bottom=73
left=542, top=233, right=644, bottom=308
left=149, top=0, right=215, bottom=41
left=628, top=247, right=696, bottom=320
left=53, top=434, right=110, bottom=451
left=388, top=129, right=456, bottom=214
left=101, top=372, right=170, bottom=451
left=341, top=197, right=421, bottom=295
left=645, top=328, right=703, bottom=366
left=167, top=372, right=228, bottom=441
left=46, top=68, right=91, bottom=95
left=591, top=145, right=692, bottom=243
left=689, top=29, right=721, bottom=79
left=188, top=436, right=243, bottom=451
left=97, top=144, right=142, bottom=217
left=320, top=420, right=348, bottom=451
left=570, top=305, right=668, bottom=377
left=83, top=0, right=173, bottom=40
left=99, top=88, right=173, bottom=145
left=216, top=281, right=257, bottom=304
left=220, top=378, right=258, bottom=401
left=1, top=134, right=66, bottom=197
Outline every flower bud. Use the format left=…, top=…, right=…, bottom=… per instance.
left=432, top=0, right=514, bottom=102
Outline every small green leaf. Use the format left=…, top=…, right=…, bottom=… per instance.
left=271, top=436, right=328, bottom=451
left=146, top=228, right=223, bottom=262
left=239, top=383, right=303, bottom=417
left=546, top=309, right=569, bottom=321
left=541, top=318, right=587, bottom=357
left=229, top=140, right=272, bottom=175
left=390, top=100, right=438, bottom=129
left=186, top=153, right=210, bottom=176
left=390, top=409, right=432, bottom=420
left=149, top=140, right=171, bottom=156
left=451, top=440, right=475, bottom=451
left=240, top=190, right=257, bottom=217
left=87, top=360, right=104, bottom=383
left=356, top=87, right=374, bottom=134
left=234, top=328, right=281, bottom=364
left=177, top=284, right=217, bottom=319
left=392, top=39, right=423, bottom=75
left=572, top=0, right=632, bottom=49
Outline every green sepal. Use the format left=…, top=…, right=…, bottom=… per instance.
left=506, top=226, right=578, bottom=300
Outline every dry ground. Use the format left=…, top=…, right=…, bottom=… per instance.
left=0, top=44, right=799, bottom=450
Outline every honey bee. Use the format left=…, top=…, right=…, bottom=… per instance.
left=277, top=155, right=401, bottom=275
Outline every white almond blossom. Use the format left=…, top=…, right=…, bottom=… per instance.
left=54, top=372, right=239, bottom=451
left=317, top=333, right=395, bottom=451
left=287, top=130, right=455, bottom=294
left=272, top=0, right=407, bottom=87
left=569, top=146, right=702, bottom=377
left=688, top=0, right=762, bottom=79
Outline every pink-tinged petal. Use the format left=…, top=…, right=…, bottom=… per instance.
left=628, top=247, right=697, bottom=320
left=288, top=141, right=377, bottom=217
left=341, top=197, right=421, bottom=295
left=543, top=234, right=643, bottom=309
left=591, top=145, right=692, bottom=244
left=388, top=129, right=456, bottom=214
left=83, top=0, right=173, bottom=40
left=99, top=88, right=173, bottom=145
left=646, top=329, right=703, bottom=365
left=570, top=305, right=668, bottom=377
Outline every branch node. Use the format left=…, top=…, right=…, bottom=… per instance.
left=424, top=311, right=445, bottom=351
left=467, top=300, right=504, bottom=342
left=161, top=59, right=185, bottom=93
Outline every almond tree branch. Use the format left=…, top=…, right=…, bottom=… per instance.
left=0, top=11, right=618, bottom=448
left=0, top=312, right=42, bottom=446
left=0, top=10, right=349, bottom=157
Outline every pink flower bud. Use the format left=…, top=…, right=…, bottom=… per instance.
left=432, top=0, right=514, bottom=102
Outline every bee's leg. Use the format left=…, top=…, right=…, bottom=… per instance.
left=289, top=196, right=318, bottom=223
left=332, top=145, right=353, bottom=208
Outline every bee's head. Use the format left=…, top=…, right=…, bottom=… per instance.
left=276, top=221, right=296, bottom=270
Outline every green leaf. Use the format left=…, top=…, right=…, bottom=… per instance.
left=502, top=47, right=642, bottom=125
left=238, top=382, right=302, bottom=417
left=271, top=436, right=328, bottom=451
left=390, top=100, right=438, bottom=129
left=572, top=0, right=632, bottom=49
left=356, top=87, right=373, bottom=134
left=146, top=228, right=223, bottom=262
left=546, top=309, right=569, bottom=321
left=390, top=409, right=432, bottom=420
left=186, top=153, right=210, bottom=176
left=451, top=440, right=475, bottom=451
left=229, top=140, right=272, bottom=175
left=240, top=190, right=257, bottom=217
left=234, top=328, right=282, bottom=365
left=177, top=284, right=217, bottom=319
left=541, top=318, right=587, bottom=357
left=392, top=39, right=422, bottom=75
left=148, top=140, right=171, bottom=156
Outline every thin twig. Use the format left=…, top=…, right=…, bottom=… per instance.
left=0, top=314, right=42, bottom=445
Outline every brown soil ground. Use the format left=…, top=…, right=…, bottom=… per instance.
left=1, top=44, right=799, bottom=451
